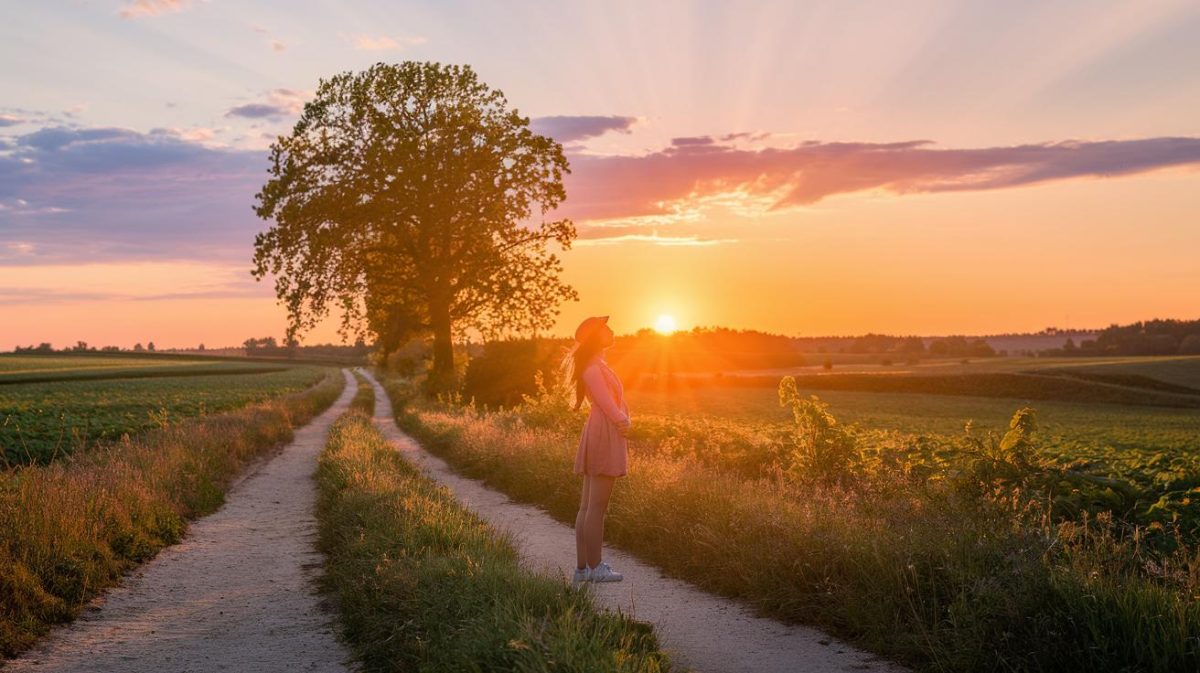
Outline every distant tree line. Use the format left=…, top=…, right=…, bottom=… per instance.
left=839, top=333, right=994, bottom=358
left=13, top=341, right=156, bottom=353
left=1039, top=318, right=1200, bottom=356
left=243, top=335, right=372, bottom=363
left=455, top=327, right=1000, bottom=408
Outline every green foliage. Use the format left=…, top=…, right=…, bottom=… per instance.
left=957, top=407, right=1052, bottom=490
left=252, top=61, right=578, bottom=383
left=315, top=410, right=670, bottom=672
left=517, top=370, right=585, bottom=430
left=462, top=337, right=571, bottom=408
left=777, top=377, right=862, bottom=482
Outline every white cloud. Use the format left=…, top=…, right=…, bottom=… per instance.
left=346, top=33, right=428, bottom=51
left=119, top=0, right=190, bottom=20
left=574, top=233, right=738, bottom=247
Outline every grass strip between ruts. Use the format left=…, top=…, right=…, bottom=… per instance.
left=314, top=408, right=673, bottom=672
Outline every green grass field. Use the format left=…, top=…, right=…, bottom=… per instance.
left=0, top=355, right=330, bottom=464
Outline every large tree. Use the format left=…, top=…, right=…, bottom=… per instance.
left=251, top=61, right=577, bottom=385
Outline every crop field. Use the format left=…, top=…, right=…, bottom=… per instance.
left=628, top=356, right=1200, bottom=534
left=727, top=355, right=1200, bottom=378
left=0, top=355, right=331, bottom=464
left=0, top=354, right=305, bottom=385
left=629, top=385, right=1200, bottom=456
left=1034, top=355, right=1200, bottom=389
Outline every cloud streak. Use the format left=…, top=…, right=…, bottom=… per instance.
left=225, top=89, right=308, bottom=119
left=346, top=34, right=428, bottom=51
left=558, top=136, right=1200, bottom=222
left=574, top=233, right=737, bottom=247
left=529, top=115, right=638, bottom=143
left=119, top=0, right=190, bottom=20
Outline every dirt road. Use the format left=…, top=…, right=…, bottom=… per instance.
left=6, top=369, right=360, bottom=673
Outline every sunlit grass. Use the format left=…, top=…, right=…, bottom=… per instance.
left=383, top=370, right=1200, bottom=672
left=315, top=408, right=671, bottom=672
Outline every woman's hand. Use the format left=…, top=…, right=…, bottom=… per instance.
left=616, top=415, right=632, bottom=437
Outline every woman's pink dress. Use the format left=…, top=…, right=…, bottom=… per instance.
left=573, top=357, right=630, bottom=478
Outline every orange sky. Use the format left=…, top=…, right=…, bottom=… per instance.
left=3, top=1, right=1199, bottom=349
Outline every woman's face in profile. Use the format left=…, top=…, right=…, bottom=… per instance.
left=600, top=323, right=615, bottom=348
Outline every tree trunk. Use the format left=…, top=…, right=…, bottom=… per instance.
left=428, top=297, right=456, bottom=393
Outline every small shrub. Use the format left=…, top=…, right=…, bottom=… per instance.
left=777, top=376, right=862, bottom=483
left=518, top=370, right=584, bottom=431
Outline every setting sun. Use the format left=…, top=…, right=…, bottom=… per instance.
left=654, top=314, right=679, bottom=334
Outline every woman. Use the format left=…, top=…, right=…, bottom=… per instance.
left=565, top=315, right=631, bottom=584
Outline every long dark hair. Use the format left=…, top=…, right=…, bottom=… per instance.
left=561, top=335, right=605, bottom=410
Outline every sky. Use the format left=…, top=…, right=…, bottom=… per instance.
left=2, top=0, right=1199, bottom=349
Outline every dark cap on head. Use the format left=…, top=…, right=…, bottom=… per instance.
left=574, top=315, right=610, bottom=343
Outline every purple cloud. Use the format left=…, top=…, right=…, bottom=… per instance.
left=556, top=136, right=1200, bottom=222
left=0, top=125, right=266, bottom=266
left=6, top=119, right=1199, bottom=267
left=224, top=89, right=308, bottom=120
left=226, top=103, right=287, bottom=119
left=529, top=115, right=637, bottom=143
left=671, top=136, right=715, bottom=146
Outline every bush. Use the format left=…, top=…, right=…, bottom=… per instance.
left=462, top=337, right=570, bottom=408
left=777, top=377, right=863, bottom=483
left=518, top=370, right=585, bottom=431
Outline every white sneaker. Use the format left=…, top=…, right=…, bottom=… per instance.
left=588, top=561, right=623, bottom=583
left=572, top=567, right=590, bottom=585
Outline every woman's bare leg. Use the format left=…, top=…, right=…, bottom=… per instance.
left=575, top=476, right=591, bottom=569
left=583, top=475, right=616, bottom=568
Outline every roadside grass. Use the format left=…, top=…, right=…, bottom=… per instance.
left=314, top=408, right=672, bottom=672
left=381, top=373, right=1200, bottom=673
left=0, top=368, right=346, bottom=658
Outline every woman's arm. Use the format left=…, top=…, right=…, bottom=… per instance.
left=582, top=364, right=631, bottom=429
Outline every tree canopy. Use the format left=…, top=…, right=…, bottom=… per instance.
left=251, top=61, right=577, bottom=384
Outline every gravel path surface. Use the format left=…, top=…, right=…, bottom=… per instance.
left=360, top=368, right=908, bottom=673
left=6, top=369, right=360, bottom=673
